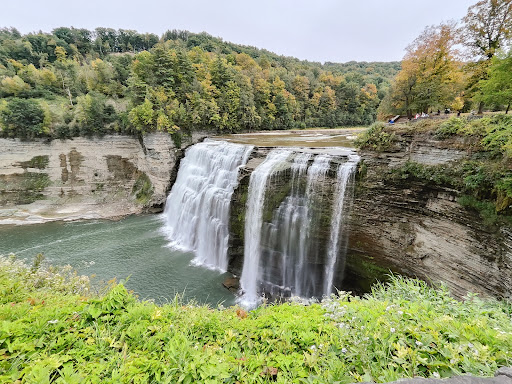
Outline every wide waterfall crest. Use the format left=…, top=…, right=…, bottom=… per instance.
left=163, top=140, right=253, bottom=271
left=239, top=149, right=359, bottom=307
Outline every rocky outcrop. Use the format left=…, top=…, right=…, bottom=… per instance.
left=347, top=134, right=512, bottom=300
left=0, top=132, right=207, bottom=224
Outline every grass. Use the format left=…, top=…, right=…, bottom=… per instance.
left=1, top=256, right=511, bottom=383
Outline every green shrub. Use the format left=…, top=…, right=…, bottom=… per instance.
left=54, top=123, right=73, bottom=139
left=171, top=131, right=182, bottom=148
left=495, top=176, right=512, bottom=212
left=458, top=118, right=488, bottom=136
left=355, top=122, right=397, bottom=151
left=461, top=161, right=502, bottom=199
left=75, top=92, right=117, bottom=136
left=459, top=161, right=512, bottom=214
left=434, top=117, right=466, bottom=139
left=389, top=161, right=461, bottom=188
left=481, top=115, right=512, bottom=157
left=457, top=195, right=508, bottom=226
left=0, top=97, right=47, bottom=139
left=388, top=159, right=512, bottom=220
left=132, top=172, right=153, bottom=205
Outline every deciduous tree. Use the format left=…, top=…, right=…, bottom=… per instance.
left=479, top=50, right=512, bottom=112
left=0, top=98, right=45, bottom=138
left=460, top=0, right=512, bottom=112
left=460, top=0, right=512, bottom=59
left=384, top=23, right=463, bottom=118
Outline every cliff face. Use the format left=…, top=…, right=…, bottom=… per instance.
left=347, top=134, right=512, bottom=300
left=226, top=136, right=512, bottom=300
left=3, top=129, right=510, bottom=300
left=0, top=132, right=206, bottom=224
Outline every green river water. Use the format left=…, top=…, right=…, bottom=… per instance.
left=0, top=215, right=236, bottom=306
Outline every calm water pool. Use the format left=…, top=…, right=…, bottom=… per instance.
left=0, top=215, right=236, bottom=306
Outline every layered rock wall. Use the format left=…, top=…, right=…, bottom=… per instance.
left=0, top=132, right=206, bottom=224
left=227, top=147, right=353, bottom=298
left=347, top=134, right=512, bottom=300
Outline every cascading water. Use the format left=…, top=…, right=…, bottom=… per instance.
left=239, top=150, right=359, bottom=306
left=238, top=149, right=294, bottom=306
left=259, top=152, right=313, bottom=298
left=258, top=154, right=332, bottom=298
left=324, top=153, right=359, bottom=295
left=162, top=140, right=253, bottom=271
left=162, top=138, right=358, bottom=306
left=295, top=154, right=335, bottom=297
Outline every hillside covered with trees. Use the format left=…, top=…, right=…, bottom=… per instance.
left=0, top=27, right=399, bottom=140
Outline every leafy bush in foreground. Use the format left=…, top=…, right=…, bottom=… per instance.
left=0, top=256, right=511, bottom=383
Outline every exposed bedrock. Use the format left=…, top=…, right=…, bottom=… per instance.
left=347, top=134, right=512, bottom=300
left=0, top=132, right=207, bottom=224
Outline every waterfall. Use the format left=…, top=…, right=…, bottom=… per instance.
left=238, top=149, right=293, bottom=306
left=323, top=154, right=359, bottom=295
left=295, top=155, right=333, bottom=297
left=162, top=140, right=253, bottom=271
left=239, top=150, right=359, bottom=306
left=162, top=139, right=358, bottom=306
left=260, top=152, right=313, bottom=297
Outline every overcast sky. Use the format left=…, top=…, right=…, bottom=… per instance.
left=1, top=0, right=476, bottom=63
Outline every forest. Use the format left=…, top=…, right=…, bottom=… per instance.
left=0, top=27, right=399, bottom=140
left=1, top=1, right=512, bottom=139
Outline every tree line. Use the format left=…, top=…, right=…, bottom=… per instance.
left=0, top=27, right=399, bottom=140
left=379, top=0, right=512, bottom=119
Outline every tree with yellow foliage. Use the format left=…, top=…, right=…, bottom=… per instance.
left=383, top=23, right=464, bottom=118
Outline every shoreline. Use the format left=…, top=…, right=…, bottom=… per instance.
left=0, top=202, right=152, bottom=226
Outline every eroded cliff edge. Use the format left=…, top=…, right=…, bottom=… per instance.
left=347, top=132, right=512, bottom=300
left=0, top=132, right=206, bottom=224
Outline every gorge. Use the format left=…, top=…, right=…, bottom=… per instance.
left=0, top=129, right=511, bottom=304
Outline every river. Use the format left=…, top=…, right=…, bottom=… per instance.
left=0, top=215, right=236, bottom=306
